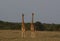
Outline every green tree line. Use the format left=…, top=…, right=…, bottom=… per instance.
left=0, top=20, right=60, bottom=31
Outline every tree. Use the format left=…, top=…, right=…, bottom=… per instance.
left=34, top=21, right=45, bottom=31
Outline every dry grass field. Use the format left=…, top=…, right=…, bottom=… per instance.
left=0, top=30, right=60, bottom=41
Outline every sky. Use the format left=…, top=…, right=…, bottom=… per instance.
left=0, top=0, right=60, bottom=24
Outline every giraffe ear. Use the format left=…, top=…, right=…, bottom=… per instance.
left=32, top=13, right=34, bottom=15
left=22, top=14, right=24, bottom=16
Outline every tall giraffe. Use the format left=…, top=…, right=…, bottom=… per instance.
left=21, top=14, right=26, bottom=38
left=30, top=13, right=35, bottom=38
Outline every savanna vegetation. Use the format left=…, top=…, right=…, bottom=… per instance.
left=0, top=20, right=60, bottom=31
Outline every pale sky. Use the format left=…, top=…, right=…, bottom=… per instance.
left=0, top=0, right=60, bottom=24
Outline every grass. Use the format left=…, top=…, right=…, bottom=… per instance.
left=0, top=30, right=60, bottom=41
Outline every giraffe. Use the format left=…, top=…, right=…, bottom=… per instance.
left=21, top=14, right=26, bottom=38
left=30, top=13, right=35, bottom=38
